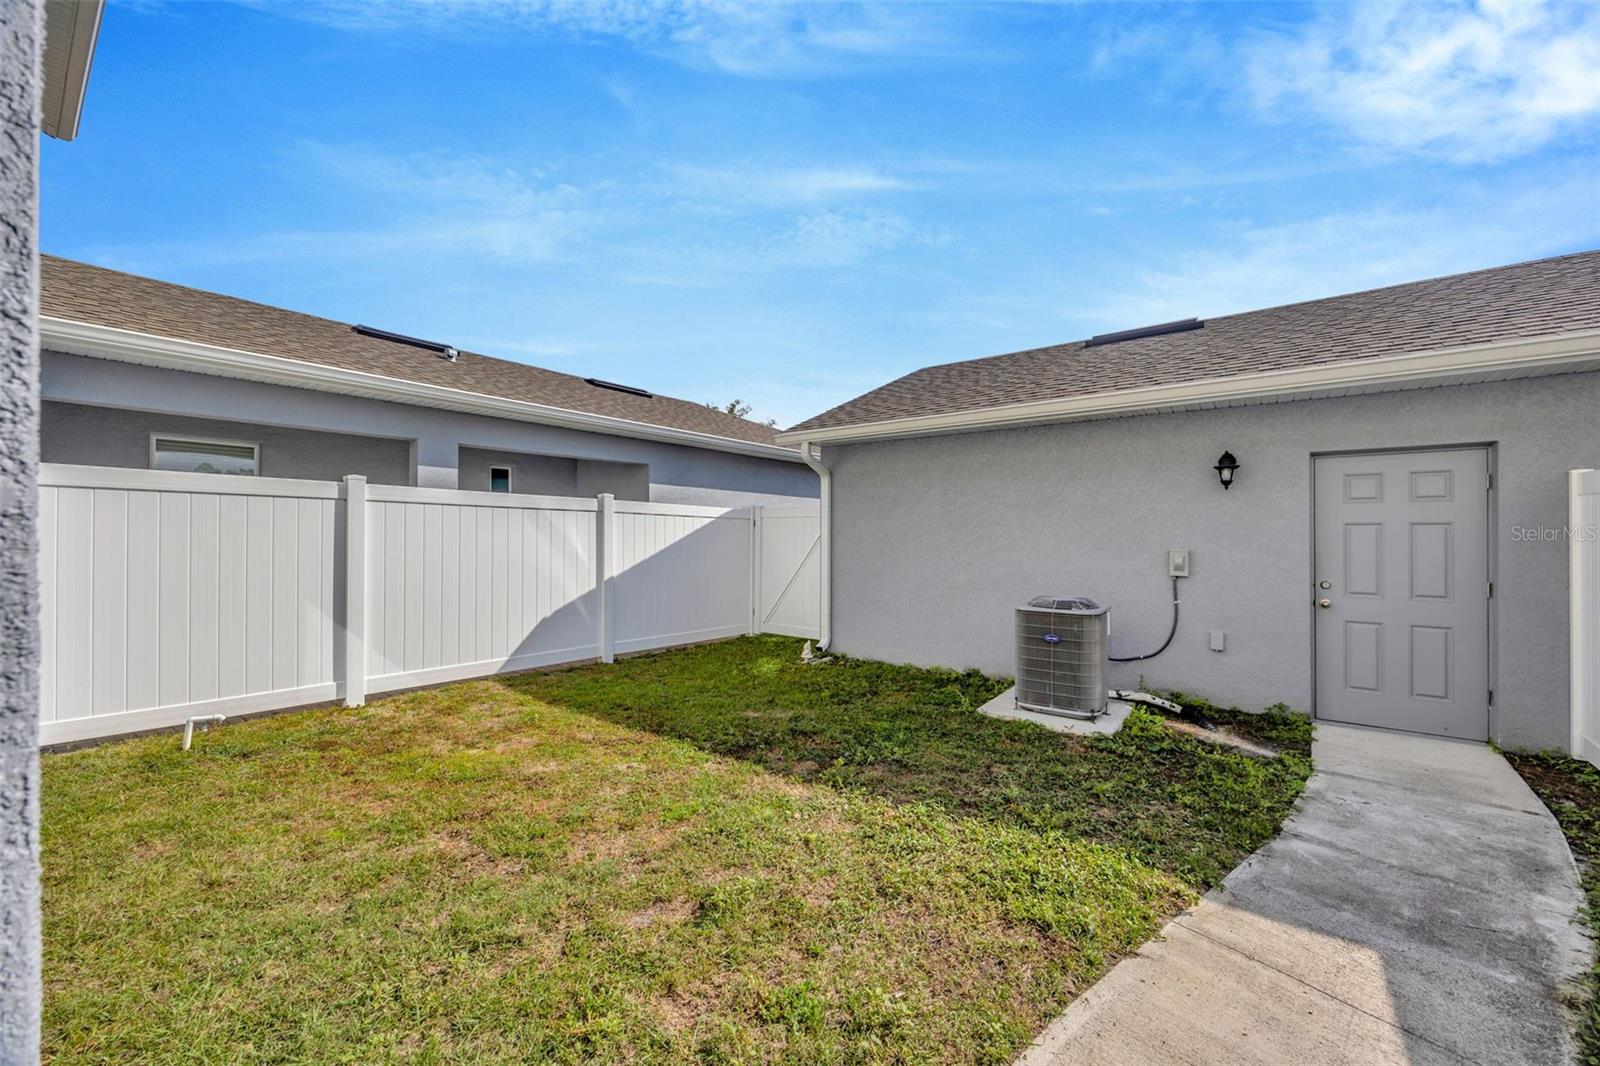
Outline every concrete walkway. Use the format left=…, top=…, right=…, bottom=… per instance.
left=1018, top=723, right=1594, bottom=1066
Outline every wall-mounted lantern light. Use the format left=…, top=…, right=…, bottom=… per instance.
left=1213, top=450, right=1240, bottom=490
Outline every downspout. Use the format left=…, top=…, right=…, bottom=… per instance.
left=800, top=442, right=832, bottom=651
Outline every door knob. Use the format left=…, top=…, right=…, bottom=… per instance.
left=1318, top=598, right=1332, bottom=608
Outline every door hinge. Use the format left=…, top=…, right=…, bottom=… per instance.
left=1488, top=689, right=1494, bottom=707
left=1487, top=473, right=1494, bottom=491
left=1487, top=581, right=1494, bottom=599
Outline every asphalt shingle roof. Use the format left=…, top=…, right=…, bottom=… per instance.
left=41, top=255, right=786, bottom=448
left=788, top=251, right=1600, bottom=434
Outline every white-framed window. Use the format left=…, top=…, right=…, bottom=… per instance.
left=489, top=465, right=513, bottom=494
left=149, top=434, right=260, bottom=476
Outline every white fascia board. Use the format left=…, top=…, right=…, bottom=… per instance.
left=777, top=330, right=1600, bottom=446
left=41, top=316, right=805, bottom=464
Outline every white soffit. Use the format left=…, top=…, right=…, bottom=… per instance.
left=41, top=0, right=103, bottom=141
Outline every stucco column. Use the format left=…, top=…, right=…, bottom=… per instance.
left=411, top=434, right=459, bottom=489
left=0, top=0, right=44, bottom=1057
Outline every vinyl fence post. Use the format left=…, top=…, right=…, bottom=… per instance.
left=597, top=493, right=615, bottom=663
left=343, top=475, right=367, bottom=707
left=749, top=506, right=763, bottom=635
left=1573, top=469, right=1595, bottom=760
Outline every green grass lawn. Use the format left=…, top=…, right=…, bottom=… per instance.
left=1505, top=750, right=1600, bottom=1064
left=43, top=636, right=1311, bottom=1064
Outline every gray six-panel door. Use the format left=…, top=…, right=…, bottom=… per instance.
left=1313, top=448, right=1490, bottom=739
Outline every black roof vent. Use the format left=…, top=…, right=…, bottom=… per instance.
left=354, top=324, right=459, bottom=361
left=585, top=377, right=653, bottom=398
left=1083, top=317, right=1203, bottom=348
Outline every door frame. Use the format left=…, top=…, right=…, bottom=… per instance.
left=1307, top=442, right=1498, bottom=736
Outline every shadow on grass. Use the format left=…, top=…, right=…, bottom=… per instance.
left=496, top=634, right=1312, bottom=892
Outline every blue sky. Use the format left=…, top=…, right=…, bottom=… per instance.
left=42, top=1, right=1600, bottom=428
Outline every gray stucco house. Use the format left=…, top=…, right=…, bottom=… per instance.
left=40, top=256, right=818, bottom=507
left=780, top=252, right=1600, bottom=751
left=4, top=1, right=105, bottom=1054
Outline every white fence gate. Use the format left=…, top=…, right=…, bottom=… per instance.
left=754, top=507, right=821, bottom=638
left=1572, top=468, right=1599, bottom=767
left=38, top=465, right=819, bottom=745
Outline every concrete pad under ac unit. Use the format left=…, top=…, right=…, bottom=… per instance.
left=977, top=686, right=1132, bottom=736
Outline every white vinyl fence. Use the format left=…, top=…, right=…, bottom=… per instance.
left=1572, top=468, right=1599, bottom=767
left=359, top=485, right=601, bottom=696
left=38, top=465, right=820, bottom=745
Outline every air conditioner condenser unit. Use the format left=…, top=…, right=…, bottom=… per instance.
left=1015, top=596, right=1109, bottom=719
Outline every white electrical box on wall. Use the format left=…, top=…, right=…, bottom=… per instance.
left=1167, top=550, right=1191, bottom=578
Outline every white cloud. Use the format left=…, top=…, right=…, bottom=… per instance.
left=665, top=162, right=911, bottom=205
left=1075, top=172, right=1599, bottom=330
left=298, top=145, right=598, bottom=261
left=1084, top=12, right=1226, bottom=90
left=293, top=144, right=554, bottom=203
left=770, top=208, right=934, bottom=266
left=262, top=0, right=972, bottom=77
left=87, top=145, right=598, bottom=271
left=1243, top=0, right=1600, bottom=163
left=592, top=205, right=938, bottom=278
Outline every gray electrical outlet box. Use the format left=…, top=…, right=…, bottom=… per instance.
left=1167, top=550, right=1191, bottom=578
left=1210, top=630, right=1226, bottom=652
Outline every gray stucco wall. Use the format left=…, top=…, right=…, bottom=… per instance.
left=458, top=446, right=584, bottom=496
left=828, top=372, right=1600, bottom=750
left=0, top=0, right=42, bottom=1056
left=42, top=400, right=414, bottom=483
left=456, top=445, right=650, bottom=501
left=42, top=351, right=819, bottom=506
left=572, top=456, right=650, bottom=501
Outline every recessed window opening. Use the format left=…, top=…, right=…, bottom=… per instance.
left=150, top=435, right=259, bottom=476
left=489, top=465, right=513, bottom=494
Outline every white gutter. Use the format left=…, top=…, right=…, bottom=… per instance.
left=800, top=442, right=832, bottom=651
left=777, top=329, right=1600, bottom=446
left=42, top=316, right=806, bottom=464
